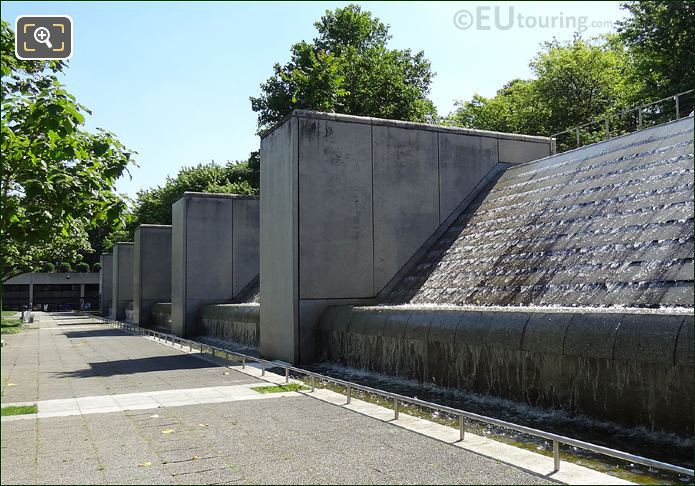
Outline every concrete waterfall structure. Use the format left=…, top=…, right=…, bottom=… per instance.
left=111, top=242, right=134, bottom=321
left=316, top=117, right=695, bottom=433
left=99, top=253, right=113, bottom=316
left=259, top=110, right=554, bottom=364
left=133, top=225, right=172, bottom=326
left=98, top=111, right=692, bottom=435
left=171, top=193, right=259, bottom=337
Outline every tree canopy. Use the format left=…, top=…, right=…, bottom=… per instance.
left=250, top=4, right=436, bottom=133
left=1, top=20, right=133, bottom=281
left=445, top=1, right=694, bottom=150
left=446, top=35, right=634, bottom=150
left=130, top=153, right=258, bottom=227
left=617, top=0, right=695, bottom=104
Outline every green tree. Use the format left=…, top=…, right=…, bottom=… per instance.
left=250, top=4, right=436, bottom=133
left=132, top=157, right=257, bottom=227
left=446, top=36, right=636, bottom=151
left=1, top=20, right=134, bottom=281
left=617, top=0, right=695, bottom=105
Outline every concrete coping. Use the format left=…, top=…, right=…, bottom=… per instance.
left=180, top=191, right=259, bottom=201
left=373, top=303, right=694, bottom=316
left=261, top=109, right=553, bottom=144
left=136, top=224, right=172, bottom=230
left=114, top=241, right=134, bottom=246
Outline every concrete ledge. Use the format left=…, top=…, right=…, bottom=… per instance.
left=200, top=304, right=260, bottom=348
left=319, top=305, right=694, bottom=433
left=151, top=302, right=172, bottom=329
left=265, top=110, right=553, bottom=145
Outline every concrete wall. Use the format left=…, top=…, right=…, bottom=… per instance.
left=260, top=110, right=553, bottom=363
left=112, top=243, right=134, bottom=320
left=319, top=305, right=694, bottom=434
left=99, top=254, right=113, bottom=316
left=133, top=225, right=172, bottom=326
left=171, top=193, right=259, bottom=337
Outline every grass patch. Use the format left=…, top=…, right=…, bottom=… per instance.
left=1, top=318, right=23, bottom=334
left=1, top=311, right=19, bottom=318
left=1, top=404, right=37, bottom=416
left=251, top=383, right=309, bottom=394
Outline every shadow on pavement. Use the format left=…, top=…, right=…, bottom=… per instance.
left=54, top=355, right=216, bottom=378
left=64, top=329, right=128, bottom=338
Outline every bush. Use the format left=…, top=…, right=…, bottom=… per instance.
left=75, top=262, right=90, bottom=273
left=58, top=262, right=72, bottom=273
left=91, top=262, right=102, bottom=272
left=42, top=262, right=56, bottom=273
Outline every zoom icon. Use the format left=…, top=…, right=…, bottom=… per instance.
left=15, top=15, right=72, bottom=60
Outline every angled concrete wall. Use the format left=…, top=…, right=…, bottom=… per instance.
left=133, top=225, right=172, bottom=326
left=260, top=110, right=553, bottom=363
left=111, top=242, right=134, bottom=321
left=99, top=253, right=113, bottom=317
left=171, top=193, right=259, bottom=337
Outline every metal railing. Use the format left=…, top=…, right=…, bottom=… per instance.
left=551, top=90, right=694, bottom=153
left=96, top=316, right=694, bottom=479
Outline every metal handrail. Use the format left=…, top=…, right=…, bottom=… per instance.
left=551, top=89, right=694, bottom=147
left=95, top=316, right=694, bottom=478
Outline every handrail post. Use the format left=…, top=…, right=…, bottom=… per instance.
left=553, top=440, right=560, bottom=471
left=575, top=127, right=580, bottom=147
left=394, top=398, right=400, bottom=420
left=242, top=356, right=245, bottom=369
left=638, top=108, right=643, bottom=129
left=675, top=94, right=680, bottom=119
left=605, top=118, right=610, bottom=140
left=285, top=367, right=289, bottom=384
left=311, top=376, right=316, bottom=392
left=261, top=363, right=265, bottom=376
left=459, top=415, right=465, bottom=441
left=346, top=385, right=351, bottom=404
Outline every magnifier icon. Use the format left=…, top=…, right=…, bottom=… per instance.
left=33, top=27, right=53, bottom=48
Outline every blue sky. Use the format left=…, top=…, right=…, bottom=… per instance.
left=1, top=1, right=625, bottom=198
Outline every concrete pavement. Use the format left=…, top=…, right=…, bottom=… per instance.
left=0, top=313, right=617, bottom=484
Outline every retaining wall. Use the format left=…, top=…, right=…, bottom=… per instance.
left=112, top=242, right=134, bottom=321
left=171, top=193, right=259, bottom=337
left=133, top=225, right=172, bottom=326
left=99, top=253, right=113, bottom=317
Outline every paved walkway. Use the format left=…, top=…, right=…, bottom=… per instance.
left=0, top=313, right=617, bottom=484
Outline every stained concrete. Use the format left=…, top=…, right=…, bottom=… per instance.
left=99, top=253, right=113, bottom=317
left=171, top=193, right=259, bottom=337
left=199, top=304, right=260, bottom=348
left=319, top=305, right=694, bottom=433
left=260, top=118, right=298, bottom=363
left=260, top=110, right=552, bottom=364
left=133, top=225, right=172, bottom=326
left=111, top=242, right=134, bottom=321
